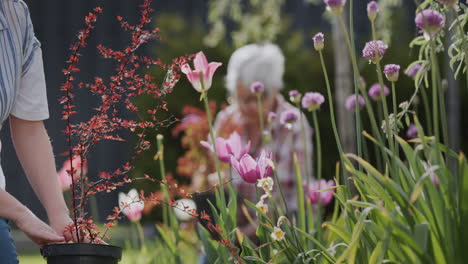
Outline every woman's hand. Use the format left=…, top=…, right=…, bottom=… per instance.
left=14, top=208, right=64, bottom=247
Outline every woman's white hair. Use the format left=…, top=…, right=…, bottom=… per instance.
left=226, top=43, right=285, bottom=97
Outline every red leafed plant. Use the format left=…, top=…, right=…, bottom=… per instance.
left=59, top=0, right=188, bottom=243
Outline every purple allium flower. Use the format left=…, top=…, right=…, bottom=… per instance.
left=405, top=63, right=425, bottom=79
left=358, top=76, right=367, bottom=90
left=367, top=1, right=379, bottom=21
left=289, top=90, right=302, bottom=103
left=437, top=0, right=458, bottom=9
left=369, top=83, right=390, bottom=100
left=250, top=81, right=265, bottom=94
left=415, top=9, right=445, bottom=38
left=383, top=64, right=401, bottom=82
left=345, top=94, right=365, bottom=111
left=362, top=40, right=388, bottom=63
left=406, top=124, right=418, bottom=138
left=280, top=109, right=299, bottom=130
left=324, top=0, right=347, bottom=14
left=302, top=92, right=325, bottom=111
left=313, top=32, right=325, bottom=51
left=267, top=112, right=277, bottom=123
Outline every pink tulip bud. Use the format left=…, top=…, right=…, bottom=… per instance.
left=181, top=51, right=222, bottom=93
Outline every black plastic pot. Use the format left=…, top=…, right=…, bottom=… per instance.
left=41, top=243, right=122, bottom=264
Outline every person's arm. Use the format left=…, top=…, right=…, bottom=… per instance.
left=0, top=188, right=64, bottom=246
left=9, top=115, right=73, bottom=241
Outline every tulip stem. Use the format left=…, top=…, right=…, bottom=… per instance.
left=156, top=135, right=170, bottom=227
left=200, top=74, right=227, bottom=210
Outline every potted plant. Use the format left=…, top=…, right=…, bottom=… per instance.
left=40, top=0, right=186, bottom=262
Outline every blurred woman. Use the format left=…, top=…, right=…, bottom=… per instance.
left=211, top=43, right=313, bottom=239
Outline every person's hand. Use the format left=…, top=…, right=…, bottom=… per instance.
left=13, top=208, right=65, bottom=247
left=49, top=212, right=107, bottom=244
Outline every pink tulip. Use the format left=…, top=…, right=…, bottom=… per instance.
left=230, top=150, right=274, bottom=183
left=308, top=179, right=335, bottom=206
left=181, top=51, right=222, bottom=93
left=56, top=156, right=88, bottom=191
left=119, top=189, right=144, bottom=222
left=200, top=131, right=251, bottom=163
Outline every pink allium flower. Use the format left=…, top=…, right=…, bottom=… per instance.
left=383, top=64, right=401, bottom=82
left=362, top=40, right=388, bottom=63
left=201, top=131, right=251, bottom=163
left=367, top=1, right=379, bottom=21
left=302, top=92, right=325, bottom=111
left=308, top=179, right=335, bottom=206
left=280, top=109, right=299, bottom=130
left=345, top=94, right=365, bottom=111
left=437, top=0, right=458, bottom=9
left=289, top=90, right=301, bottom=103
left=57, top=156, right=88, bottom=191
left=405, top=63, right=425, bottom=79
left=250, top=81, right=265, bottom=94
left=181, top=51, right=222, bottom=93
left=368, top=83, right=390, bottom=100
left=324, top=0, right=347, bottom=14
left=415, top=9, right=445, bottom=38
left=406, top=124, right=418, bottom=138
left=313, top=32, right=324, bottom=51
left=268, top=112, right=277, bottom=123
left=230, top=150, right=274, bottom=183
left=119, top=189, right=144, bottom=222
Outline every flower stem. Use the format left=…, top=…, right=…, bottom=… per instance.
left=312, top=112, right=322, bottom=181
left=296, top=102, right=311, bottom=186
left=419, top=85, right=433, bottom=135
left=135, top=221, right=145, bottom=251
left=430, top=39, right=440, bottom=150
left=156, top=135, right=170, bottom=227
left=337, top=14, right=362, bottom=159
left=199, top=73, right=226, bottom=209
left=318, top=51, right=344, bottom=155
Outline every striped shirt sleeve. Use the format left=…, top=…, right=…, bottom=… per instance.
left=10, top=1, right=49, bottom=121
left=20, top=0, right=40, bottom=76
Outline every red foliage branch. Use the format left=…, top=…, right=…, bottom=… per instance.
left=59, top=0, right=188, bottom=242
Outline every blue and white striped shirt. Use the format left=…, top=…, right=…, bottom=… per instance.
left=0, top=0, right=49, bottom=189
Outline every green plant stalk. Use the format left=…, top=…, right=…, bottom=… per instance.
left=199, top=73, right=227, bottom=210
left=420, top=84, right=433, bottom=135
left=156, top=135, right=170, bottom=227
left=337, top=14, right=363, bottom=160
left=297, top=102, right=311, bottom=187
left=135, top=221, right=146, bottom=252
left=429, top=39, right=441, bottom=158
left=452, top=8, right=468, bottom=95
left=318, top=51, right=344, bottom=155
left=293, top=153, right=306, bottom=246
left=256, top=93, right=265, bottom=146
left=436, top=55, right=449, bottom=156
left=360, top=90, right=389, bottom=168
left=391, top=82, right=399, bottom=178
left=311, top=111, right=323, bottom=242
left=312, top=111, right=322, bottom=181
